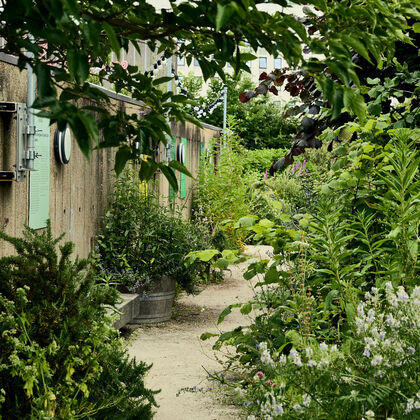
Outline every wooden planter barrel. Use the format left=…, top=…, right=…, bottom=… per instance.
left=131, top=276, right=175, bottom=324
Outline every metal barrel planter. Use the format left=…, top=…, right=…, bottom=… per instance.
left=131, top=275, right=176, bottom=324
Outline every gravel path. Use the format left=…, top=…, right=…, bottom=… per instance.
left=128, top=245, right=272, bottom=420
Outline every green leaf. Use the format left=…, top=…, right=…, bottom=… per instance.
left=343, top=88, right=366, bottom=122
left=153, top=76, right=174, bottom=86
left=235, top=216, right=257, bottom=228
left=264, top=266, right=279, bottom=284
left=194, top=249, right=220, bottom=262
left=216, top=4, right=233, bottom=31
left=114, top=148, right=131, bottom=176
left=240, top=302, right=252, bottom=315
left=341, top=35, right=372, bottom=64
left=68, top=115, right=91, bottom=159
left=159, top=164, right=178, bottom=192
left=413, top=22, right=420, bottom=33
left=331, top=86, right=344, bottom=120
left=138, top=158, right=158, bottom=181
left=200, top=332, right=218, bottom=341
left=66, top=49, right=78, bottom=81
left=221, top=249, right=240, bottom=263
left=78, top=112, right=99, bottom=144
left=168, top=160, right=193, bottom=177
left=103, top=22, right=121, bottom=59
left=214, top=258, right=229, bottom=270
left=217, top=303, right=241, bottom=324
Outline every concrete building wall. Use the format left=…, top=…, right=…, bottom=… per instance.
left=0, top=56, right=220, bottom=259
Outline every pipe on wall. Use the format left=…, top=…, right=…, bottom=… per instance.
left=25, top=35, right=36, bottom=170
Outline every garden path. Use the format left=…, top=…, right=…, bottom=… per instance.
left=128, top=245, right=272, bottom=420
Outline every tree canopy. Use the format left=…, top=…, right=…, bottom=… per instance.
left=0, top=0, right=417, bottom=187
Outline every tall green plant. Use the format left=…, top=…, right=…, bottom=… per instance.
left=193, top=120, right=256, bottom=247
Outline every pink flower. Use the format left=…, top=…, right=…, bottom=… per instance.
left=255, top=371, right=265, bottom=378
left=266, top=380, right=276, bottom=387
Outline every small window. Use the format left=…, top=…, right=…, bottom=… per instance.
left=194, top=58, right=199, bottom=66
left=177, top=56, right=185, bottom=66
left=274, top=58, right=282, bottom=69
left=259, top=57, right=267, bottom=69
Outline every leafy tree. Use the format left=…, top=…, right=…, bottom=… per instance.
left=184, top=74, right=299, bottom=149
left=238, top=17, right=420, bottom=172
left=0, top=0, right=414, bottom=186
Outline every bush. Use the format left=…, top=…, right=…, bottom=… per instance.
left=96, top=168, right=211, bottom=293
left=242, top=148, right=288, bottom=178
left=0, top=222, right=157, bottom=419
left=192, top=124, right=257, bottom=248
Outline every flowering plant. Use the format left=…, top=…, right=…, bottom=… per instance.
left=224, top=283, right=419, bottom=419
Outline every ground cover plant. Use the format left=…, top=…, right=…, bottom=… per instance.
left=0, top=222, right=157, bottom=419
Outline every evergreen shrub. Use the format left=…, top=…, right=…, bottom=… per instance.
left=0, top=222, right=157, bottom=419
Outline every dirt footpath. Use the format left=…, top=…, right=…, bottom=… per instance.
left=128, top=245, right=272, bottom=420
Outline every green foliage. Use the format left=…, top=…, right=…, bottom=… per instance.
left=195, top=75, right=299, bottom=150
left=203, top=126, right=420, bottom=419
left=178, top=71, right=204, bottom=99
left=0, top=0, right=413, bottom=182
left=242, top=149, right=288, bottom=177
left=185, top=249, right=241, bottom=282
left=192, top=122, right=257, bottom=247
left=96, top=168, right=211, bottom=293
left=0, top=222, right=157, bottom=419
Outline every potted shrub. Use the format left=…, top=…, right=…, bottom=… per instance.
left=95, top=168, right=210, bottom=323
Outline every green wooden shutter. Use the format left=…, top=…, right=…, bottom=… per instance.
left=180, top=137, right=187, bottom=199
left=169, top=136, right=177, bottom=201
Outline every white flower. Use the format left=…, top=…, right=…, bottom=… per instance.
left=367, top=308, right=376, bottom=322
left=371, top=355, right=383, bottom=366
left=407, top=346, right=415, bottom=355
left=293, top=404, right=302, bottom=412
left=279, top=354, right=287, bottom=364
left=302, top=394, right=311, bottom=407
left=365, top=409, right=375, bottom=419
left=305, top=347, right=313, bottom=358
left=363, top=346, right=370, bottom=358
left=289, top=349, right=302, bottom=367
left=364, top=337, right=376, bottom=347
left=307, top=359, right=318, bottom=367
left=274, top=404, right=284, bottom=415
left=320, top=342, right=328, bottom=351
left=405, top=398, right=414, bottom=413
left=396, top=286, right=409, bottom=302
left=247, top=416, right=256, bottom=420
left=330, top=344, right=338, bottom=352
left=386, top=313, right=399, bottom=328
